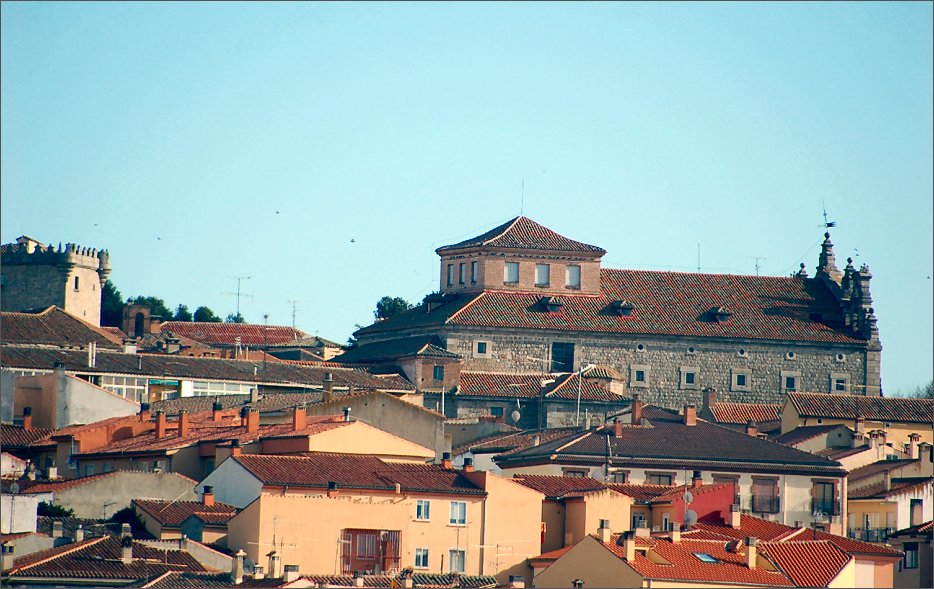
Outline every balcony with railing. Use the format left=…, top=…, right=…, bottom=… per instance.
left=847, top=528, right=895, bottom=543
left=811, top=498, right=841, bottom=517
left=751, top=495, right=780, bottom=514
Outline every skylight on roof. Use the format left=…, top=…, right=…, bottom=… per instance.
left=693, top=552, right=720, bottom=564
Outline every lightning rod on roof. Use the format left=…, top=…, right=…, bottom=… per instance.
left=820, top=202, right=837, bottom=230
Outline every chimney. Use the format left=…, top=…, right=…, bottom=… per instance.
left=702, top=387, right=717, bottom=412
left=635, top=525, right=650, bottom=538
left=232, top=549, right=246, bottom=585
left=327, top=481, right=339, bottom=498
left=745, top=420, right=758, bottom=437
left=354, top=573, right=365, bottom=588
left=745, top=537, right=757, bottom=569
left=597, top=519, right=612, bottom=543
left=1, top=543, right=15, bottom=571
left=240, top=406, right=249, bottom=427
left=253, top=565, right=265, bottom=580
left=22, top=407, right=32, bottom=432
left=202, top=485, right=215, bottom=507
left=155, top=411, right=167, bottom=439
left=246, top=408, right=259, bottom=434
left=292, top=405, right=307, bottom=431
left=533, top=435, right=541, bottom=447
left=908, top=433, right=921, bottom=460
left=267, top=550, right=282, bottom=579
left=74, top=525, right=84, bottom=542
left=730, top=504, right=741, bottom=528
left=178, top=411, right=190, bottom=438
left=139, top=403, right=151, bottom=423
left=684, top=403, right=696, bottom=426
left=403, top=578, right=414, bottom=588
left=121, top=523, right=131, bottom=537
left=343, top=406, right=351, bottom=422
left=671, top=527, right=681, bottom=544
left=213, top=401, right=223, bottom=422
left=230, top=439, right=241, bottom=458
left=463, top=457, right=475, bottom=473
left=394, top=483, right=402, bottom=494
left=619, top=530, right=636, bottom=561
left=121, top=535, right=133, bottom=564
left=323, top=373, right=334, bottom=403
left=692, top=470, right=703, bottom=488
left=51, top=521, right=64, bottom=538
left=283, top=564, right=300, bottom=583
left=249, top=387, right=259, bottom=404
left=507, top=575, right=526, bottom=589
left=47, top=466, right=58, bottom=480
left=855, top=416, right=865, bottom=439
left=122, top=339, right=137, bottom=354
left=88, top=341, right=97, bottom=368
left=442, top=452, right=452, bottom=469
left=613, top=418, right=623, bottom=438
left=631, top=394, right=643, bottom=424
left=165, top=338, right=180, bottom=354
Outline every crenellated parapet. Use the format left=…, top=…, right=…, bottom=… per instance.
left=1, top=237, right=110, bottom=280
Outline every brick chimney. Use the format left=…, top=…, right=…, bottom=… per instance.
left=854, top=416, right=865, bottom=439
left=702, top=387, right=717, bottom=412
left=745, top=420, right=758, bottom=437
left=671, top=527, right=681, bottom=544
left=51, top=521, right=63, bottom=538
left=619, top=530, right=635, bottom=561
left=213, top=401, right=224, bottom=422
left=323, top=373, right=334, bottom=403
left=597, top=519, right=611, bottom=543
left=745, top=537, right=757, bottom=568
left=246, top=408, right=259, bottom=434
left=22, top=406, right=33, bottom=432
left=442, top=452, right=452, bottom=469
left=327, top=481, right=339, bottom=498
left=729, top=504, right=741, bottom=528
left=292, top=405, right=306, bottom=431
left=178, top=411, right=190, bottom=438
left=692, top=470, right=703, bottom=488
left=613, top=418, right=623, bottom=438
left=463, top=457, right=475, bottom=473
left=684, top=403, right=696, bottom=426
left=202, top=485, right=215, bottom=507
left=230, top=439, right=241, bottom=457
left=908, top=433, right=921, bottom=460
left=631, top=394, right=643, bottom=424
left=155, top=411, right=167, bottom=439
left=139, top=403, right=151, bottom=423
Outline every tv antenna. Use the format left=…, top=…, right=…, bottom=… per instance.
left=753, top=257, right=767, bottom=277
left=287, top=299, right=301, bottom=330
left=221, top=276, right=254, bottom=317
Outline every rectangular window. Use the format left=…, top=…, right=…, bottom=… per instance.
left=731, top=369, right=750, bottom=392
left=647, top=474, right=673, bottom=485
left=473, top=341, right=490, bottom=358
left=458, top=263, right=466, bottom=285
left=608, top=471, right=627, bottom=483
left=812, top=481, right=836, bottom=515
left=630, top=365, right=650, bottom=388
left=680, top=367, right=699, bottom=390
left=752, top=479, right=779, bottom=513
left=736, top=374, right=747, bottom=387
left=449, top=501, right=467, bottom=525
left=433, top=365, right=445, bottom=381
left=415, top=548, right=429, bottom=569
left=504, top=262, right=519, bottom=284
left=490, top=406, right=504, bottom=418
left=84, top=464, right=95, bottom=476
left=535, top=264, right=550, bottom=286
left=447, top=264, right=454, bottom=286
left=785, top=376, right=796, bottom=390
left=831, top=373, right=848, bottom=393
left=551, top=342, right=575, bottom=373
left=102, top=463, right=113, bottom=473
left=470, top=261, right=478, bottom=283
left=910, top=499, right=923, bottom=526
left=416, top=500, right=431, bottom=521
left=904, top=542, right=918, bottom=569
left=631, top=513, right=647, bottom=530
left=356, top=533, right=377, bottom=559
left=781, top=371, right=800, bottom=393
left=563, top=469, right=587, bottom=478
left=448, top=549, right=466, bottom=574
left=566, top=265, right=581, bottom=288
left=635, top=370, right=645, bottom=382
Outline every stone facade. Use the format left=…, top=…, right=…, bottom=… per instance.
left=1, top=236, right=110, bottom=326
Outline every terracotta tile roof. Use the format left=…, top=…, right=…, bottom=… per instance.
left=298, top=575, right=392, bottom=587
left=0, top=423, right=56, bottom=448
left=847, top=459, right=919, bottom=483
left=338, top=335, right=461, bottom=363
left=606, top=483, right=681, bottom=503
left=102, top=326, right=129, bottom=339
left=0, top=346, right=414, bottom=392
left=529, top=545, right=574, bottom=563
left=436, top=215, right=605, bottom=254
left=233, top=453, right=486, bottom=495
left=157, top=322, right=308, bottom=347
left=786, top=392, right=934, bottom=423
left=709, top=402, right=780, bottom=425
left=457, top=372, right=623, bottom=402
left=136, top=330, right=207, bottom=352
left=814, top=446, right=869, bottom=460
left=409, top=573, right=500, bottom=587
left=772, top=424, right=849, bottom=446
left=134, top=499, right=236, bottom=528
left=600, top=535, right=794, bottom=586
left=0, top=307, right=122, bottom=348
left=848, top=478, right=932, bottom=500
left=760, top=540, right=851, bottom=587
left=452, top=427, right=579, bottom=456
left=511, top=474, right=610, bottom=499
left=14, top=470, right=123, bottom=494
left=356, top=269, right=865, bottom=345
left=5, top=536, right=211, bottom=579
left=140, top=571, right=238, bottom=588
left=811, top=529, right=903, bottom=557
left=889, top=520, right=933, bottom=538
left=496, top=406, right=845, bottom=476
left=36, top=516, right=128, bottom=539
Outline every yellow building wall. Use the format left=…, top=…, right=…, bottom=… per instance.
left=305, top=422, right=435, bottom=461
left=541, top=501, right=567, bottom=552
left=781, top=403, right=932, bottom=447
left=827, top=558, right=857, bottom=588
left=846, top=499, right=897, bottom=536
left=533, top=536, right=641, bottom=589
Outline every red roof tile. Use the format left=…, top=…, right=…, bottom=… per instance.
left=436, top=216, right=605, bottom=254
left=233, top=453, right=486, bottom=495
left=0, top=423, right=56, bottom=448
left=772, top=424, right=848, bottom=446
left=760, top=540, right=851, bottom=587
left=134, top=499, right=236, bottom=527
left=452, top=427, right=579, bottom=456
left=158, top=322, right=308, bottom=347
left=890, top=520, right=933, bottom=537
left=337, top=336, right=461, bottom=363
left=0, top=307, right=122, bottom=348
left=786, top=392, right=934, bottom=423
left=607, top=483, right=681, bottom=503
left=710, top=402, right=781, bottom=425
left=511, top=474, right=610, bottom=499
left=457, top=372, right=622, bottom=402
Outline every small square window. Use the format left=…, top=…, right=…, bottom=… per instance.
left=416, top=499, right=431, bottom=521
left=608, top=471, right=627, bottom=483
left=685, top=373, right=695, bottom=384
left=490, top=406, right=504, bottom=418
left=834, top=378, right=847, bottom=392
left=785, top=376, right=796, bottom=390
left=449, top=501, right=467, bottom=525
left=433, top=365, right=445, bottom=381
left=680, top=367, right=699, bottom=390
left=415, top=548, right=429, bottom=569
left=504, top=262, right=519, bottom=284
left=630, top=365, right=650, bottom=388
left=563, top=469, right=587, bottom=478
left=535, top=264, right=550, bottom=286
left=635, top=370, right=645, bottom=382
left=736, top=374, right=747, bottom=387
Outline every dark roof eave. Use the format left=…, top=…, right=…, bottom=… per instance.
left=495, top=454, right=846, bottom=476
left=258, top=482, right=487, bottom=496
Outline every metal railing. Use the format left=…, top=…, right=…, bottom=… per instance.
left=811, top=498, right=841, bottom=516
left=751, top=496, right=781, bottom=514
left=847, top=528, right=895, bottom=543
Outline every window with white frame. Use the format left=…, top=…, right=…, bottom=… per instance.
left=416, top=500, right=431, bottom=521
left=448, top=549, right=466, bottom=573
left=566, top=265, right=581, bottom=288
left=470, top=261, right=478, bottom=283
left=449, top=501, right=467, bottom=525
left=192, top=381, right=254, bottom=397
left=535, top=264, right=550, bottom=286
left=415, top=548, right=429, bottom=569
left=100, top=375, right=148, bottom=403
left=731, top=369, right=750, bottom=392
left=830, top=373, right=848, bottom=393
left=504, top=262, right=519, bottom=284
left=680, top=367, right=699, bottom=390
left=473, top=340, right=492, bottom=358
left=630, top=365, right=650, bottom=388
left=780, top=371, right=800, bottom=393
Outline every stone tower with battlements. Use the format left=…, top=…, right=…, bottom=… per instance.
left=1, top=236, right=111, bottom=326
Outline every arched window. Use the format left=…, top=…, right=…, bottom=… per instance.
left=134, top=312, right=145, bottom=337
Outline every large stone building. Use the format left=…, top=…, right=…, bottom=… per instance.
left=353, top=216, right=882, bottom=408
left=1, top=236, right=110, bottom=327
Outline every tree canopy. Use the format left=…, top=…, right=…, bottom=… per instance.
left=194, top=306, right=222, bottom=322
left=127, top=295, right=173, bottom=321
left=173, top=304, right=193, bottom=322
left=225, top=313, right=245, bottom=323
left=374, top=296, right=412, bottom=321
left=100, top=280, right=124, bottom=327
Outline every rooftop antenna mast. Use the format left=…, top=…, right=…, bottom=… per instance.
left=753, top=257, right=767, bottom=277
left=221, top=276, right=254, bottom=318
left=287, top=299, right=300, bottom=330
left=820, top=202, right=837, bottom=230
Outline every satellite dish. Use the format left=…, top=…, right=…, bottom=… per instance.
left=684, top=509, right=698, bottom=527
left=510, top=410, right=521, bottom=423
left=683, top=490, right=693, bottom=504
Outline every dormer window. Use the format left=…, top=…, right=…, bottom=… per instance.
left=709, top=306, right=732, bottom=323
left=540, top=296, right=563, bottom=313
left=611, top=300, right=634, bottom=316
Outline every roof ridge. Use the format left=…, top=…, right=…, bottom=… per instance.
left=445, top=291, right=486, bottom=325
left=481, top=216, right=523, bottom=247
left=11, top=536, right=107, bottom=572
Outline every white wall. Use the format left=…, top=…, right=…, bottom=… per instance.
left=197, top=458, right=264, bottom=508
left=60, top=376, right=138, bottom=427
left=894, top=482, right=933, bottom=529
left=1, top=494, right=40, bottom=534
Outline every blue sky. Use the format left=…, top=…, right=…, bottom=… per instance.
left=2, top=2, right=931, bottom=393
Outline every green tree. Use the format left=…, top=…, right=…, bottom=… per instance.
left=225, top=313, right=245, bottom=324
left=173, top=304, right=193, bottom=322
left=374, top=296, right=412, bottom=321
left=100, top=280, right=124, bottom=327
left=38, top=501, right=75, bottom=517
left=127, top=295, right=174, bottom=321
left=109, top=506, right=147, bottom=537
left=193, top=306, right=221, bottom=322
